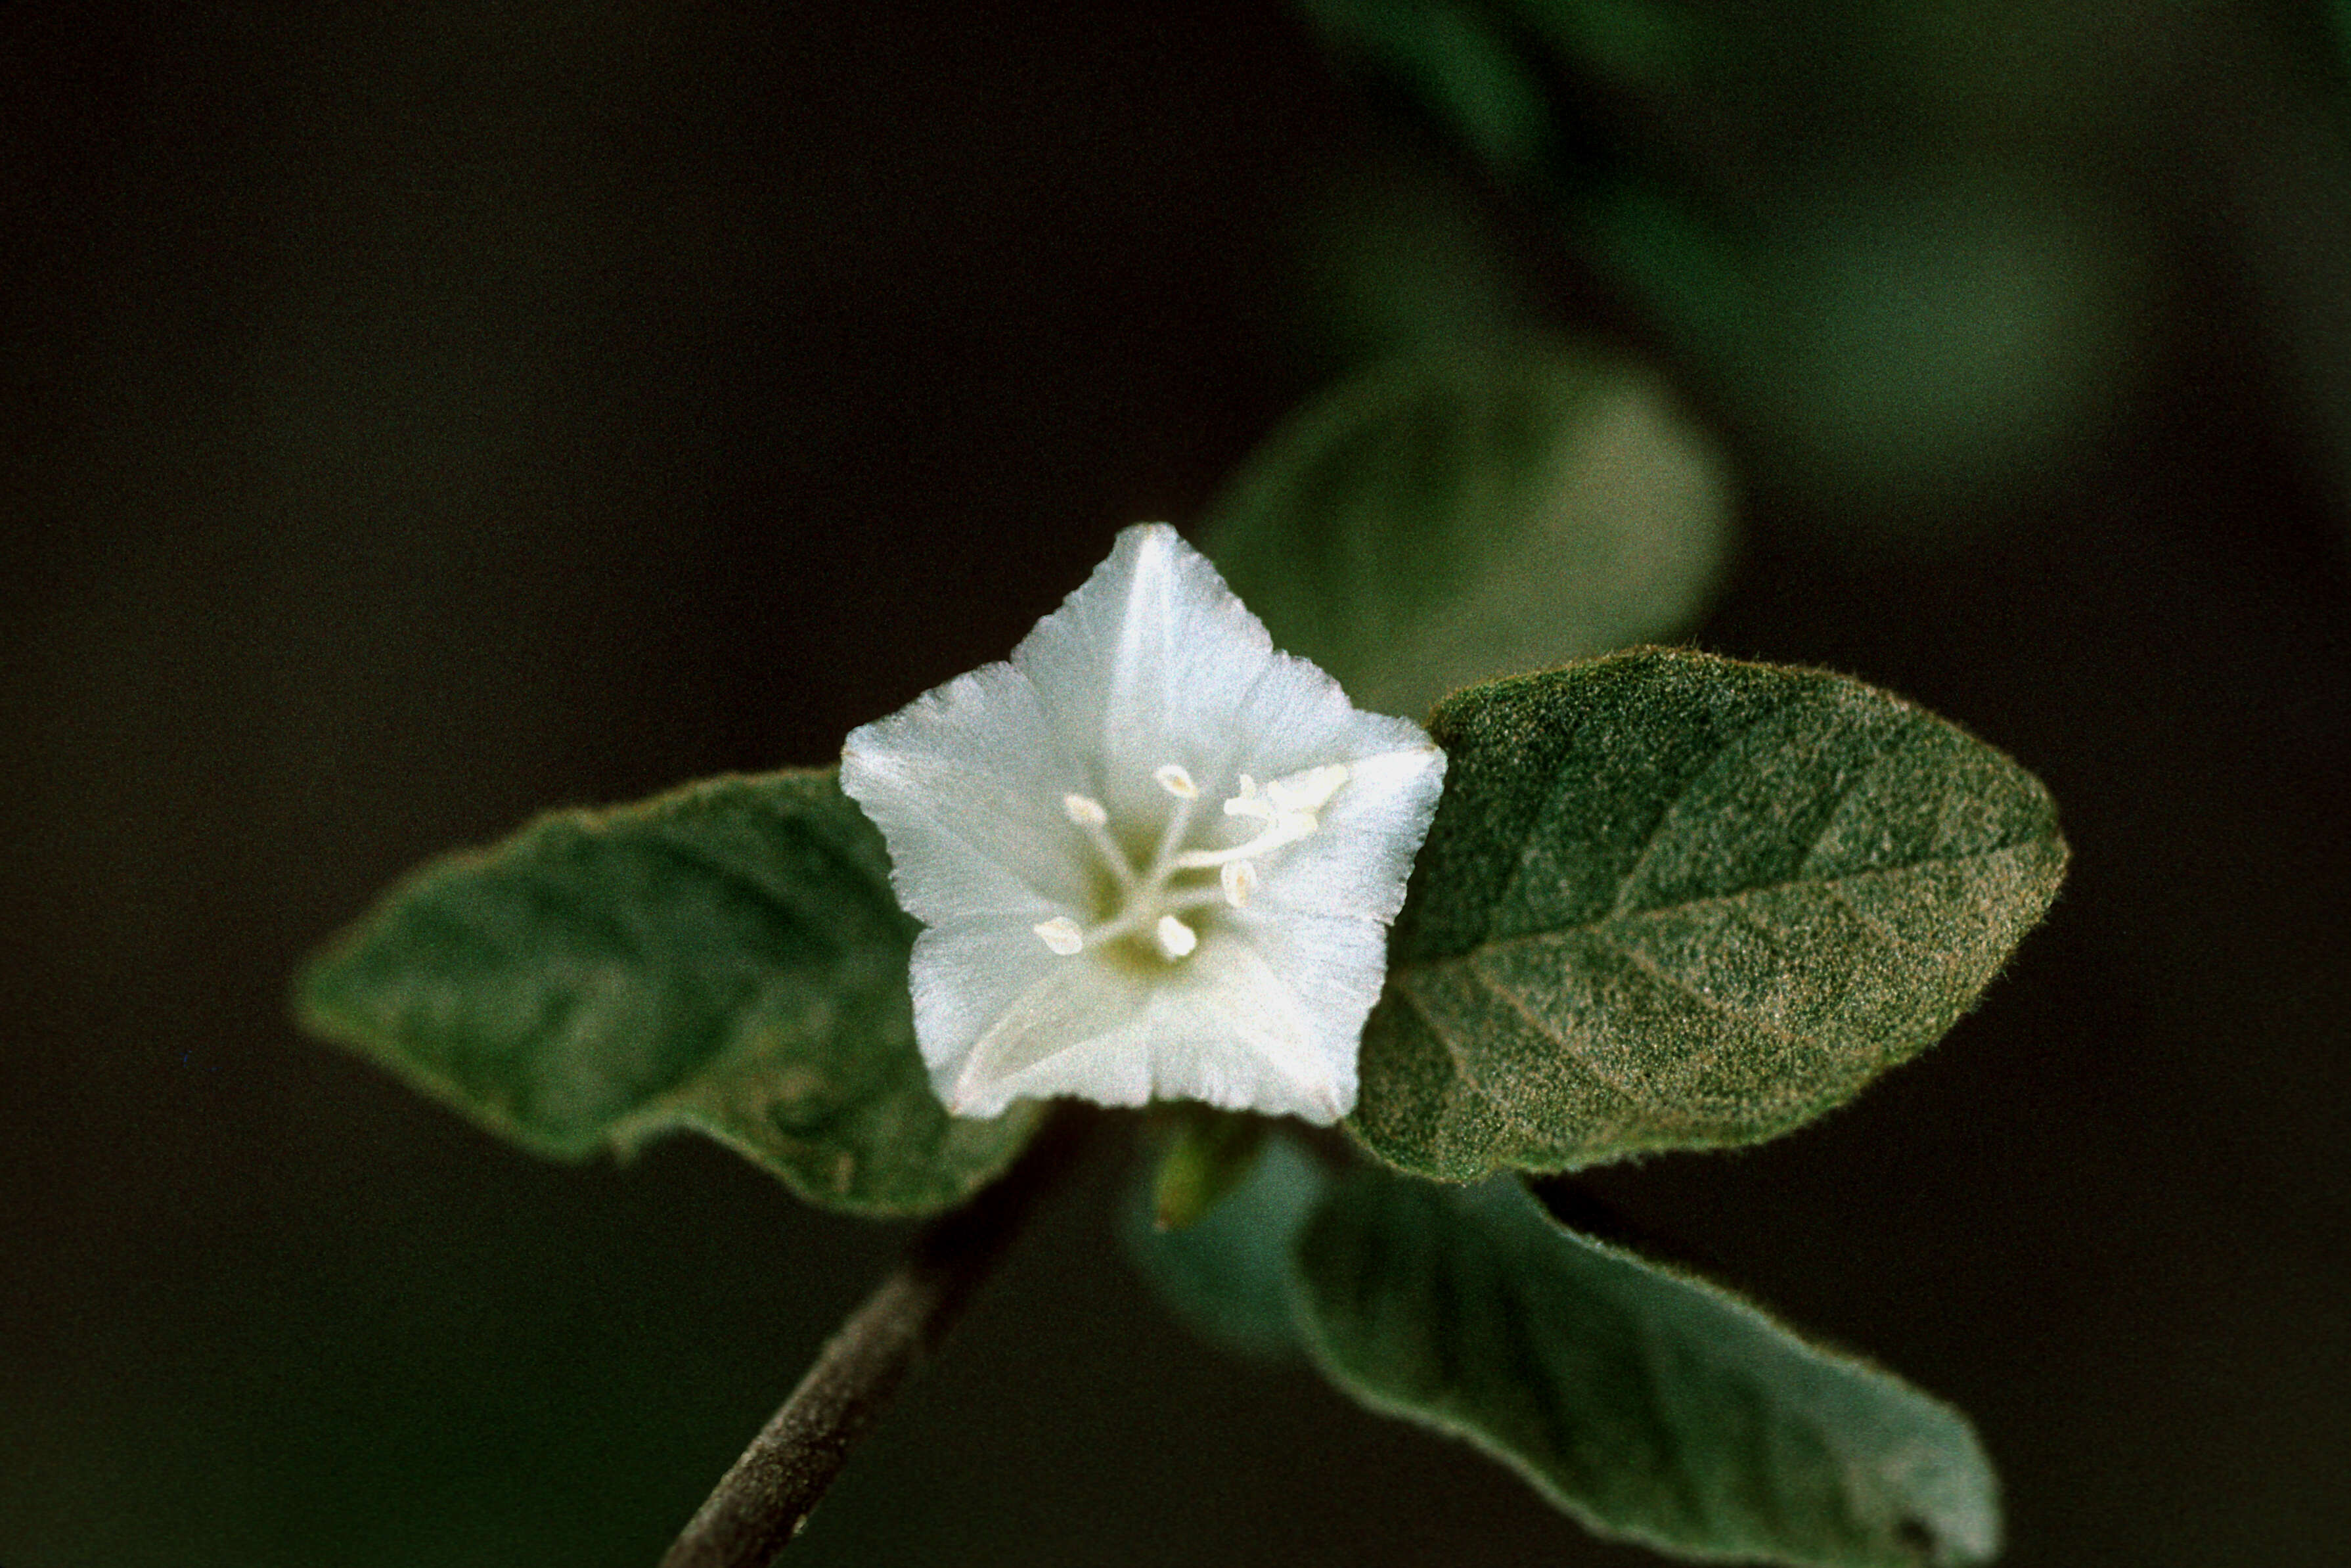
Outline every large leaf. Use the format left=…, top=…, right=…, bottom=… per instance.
left=1352, top=648, right=2067, bottom=1179
left=1201, top=347, right=1728, bottom=720
left=1295, top=1171, right=2001, bottom=1567
left=298, top=769, right=1041, bottom=1216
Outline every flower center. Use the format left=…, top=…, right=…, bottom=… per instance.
left=1032, top=761, right=1350, bottom=961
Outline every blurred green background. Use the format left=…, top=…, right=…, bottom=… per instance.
left=4, top=3, right=2348, bottom=1564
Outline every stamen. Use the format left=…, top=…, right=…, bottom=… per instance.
left=1155, top=914, right=1198, bottom=958
left=1033, top=917, right=1085, bottom=956
left=1043, top=761, right=1348, bottom=962
left=1064, top=791, right=1136, bottom=887
left=1144, top=777, right=1199, bottom=887
left=1182, top=763, right=1349, bottom=871
left=1174, top=812, right=1314, bottom=870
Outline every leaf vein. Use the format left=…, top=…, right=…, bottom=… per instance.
left=1791, top=719, right=1914, bottom=878
left=1581, top=924, right=1813, bottom=1054
left=1393, top=970, right=1550, bottom=1146
left=1603, top=716, right=1775, bottom=919
left=1441, top=836, right=2044, bottom=966
left=1464, top=955, right=1647, bottom=1111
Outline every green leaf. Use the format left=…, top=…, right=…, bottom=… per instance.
left=1294, top=150, right=1546, bottom=368
left=1352, top=648, right=2067, bottom=1180
left=1295, top=0, right=1556, bottom=180
left=1297, top=0, right=2141, bottom=517
left=1295, top=1170, right=2000, bottom=1567
left=1122, top=1134, right=1329, bottom=1362
left=297, top=769, right=1041, bottom=1217
left=1201, top=347, right=1730, bottom=720
left=1299, top=0, right=1713, bottom=116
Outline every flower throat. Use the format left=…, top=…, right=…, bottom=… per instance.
left=1032, top=761, right=1351, bottom=962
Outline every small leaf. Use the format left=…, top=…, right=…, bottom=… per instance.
left=1150, top=1108, right=1272, bottom=1232
left=1295, top=1170, right=2001, bottom=1567
left=1298, top=0, right=2139, bottom=518
left=1201, top=347, right=1729, bottom=720
left=1353, top=648, right=2067, bottom=1180
left=298, top=770, right=1041, bottom=1216
left=1123, top=1134, right=1329, bottom=1362
left=1294, top=152, right=1546, bottom=369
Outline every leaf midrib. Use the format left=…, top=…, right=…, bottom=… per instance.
left=1384, top=834, right=2055, bottom=1138
left=1408, top=830, right=2050, bottom=979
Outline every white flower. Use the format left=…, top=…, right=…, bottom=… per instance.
left=840, top=524, right=1445, bottom=1125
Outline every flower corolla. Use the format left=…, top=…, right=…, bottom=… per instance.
left=841, top=524, right=1444, bottom=1125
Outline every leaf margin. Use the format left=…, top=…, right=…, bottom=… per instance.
left=295, top=766, right=1042, bottom=1218
left=1349, top=647, right=2069, bottom=1180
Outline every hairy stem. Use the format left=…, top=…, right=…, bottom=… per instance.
left=658, top=1109, right=1090, bottom=1567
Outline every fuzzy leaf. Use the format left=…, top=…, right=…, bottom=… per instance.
left=1201, top=347, right=1728, bottom=720
left=1352, top=648, right=2067, bottom=1179
left=298, top=770, right=1041, bottom=1216
left=1123, top=1134, right=1329, bottom=1362
left=1295, top=1171, right=2001, bottom=1567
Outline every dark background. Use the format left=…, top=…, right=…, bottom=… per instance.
left=4, top=4, right=2347, bottom=1565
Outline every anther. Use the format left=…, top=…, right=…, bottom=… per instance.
left=1220, top=860, right=1256, bottom=908
left=1033, top=917, right=1085, bottom=956
left=1154, top=914, right=1199, bottom=958
left=1063, top=794, right=1108, bottom=826
left=1154, top=764, right=1199, bottom=799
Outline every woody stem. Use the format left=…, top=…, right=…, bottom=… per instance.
left=656, top=1108, right=1091, bottom=1568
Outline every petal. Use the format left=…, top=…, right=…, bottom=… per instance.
left=1230, top=648, right=1425, bottom=784
left=1009, top=524, right=1282, bottom=823
left=945, top=928, right=1356, bottom=1124
left=1217, top=907, right=1398, bottom=1114
left=1140, top=929, right=1359, bottom=1122
left=933, top=946, right=1155, bottom=1118
left=907, top=918, right=1117, bottom=1104
left=841, top=661, right=1094, bottom=925
left=1253, top=741, right=1446, bottom=923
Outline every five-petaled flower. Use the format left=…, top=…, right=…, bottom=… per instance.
left=841, top=524, right=1445, bottom=1125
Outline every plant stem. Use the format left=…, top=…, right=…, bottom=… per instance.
left=658, top=1109, right=1090, bottom=1568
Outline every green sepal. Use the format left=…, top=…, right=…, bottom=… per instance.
left=296, top=769, right=1041, bottom=1217
left=1353, top=648, right=2068, bottom=1179
left=1293, top=1169, right=2001, bottom=1567
left=1149, top=1108, right=1272, bottom=1232
left=1122, top=1134, right=1330, bottom=1362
